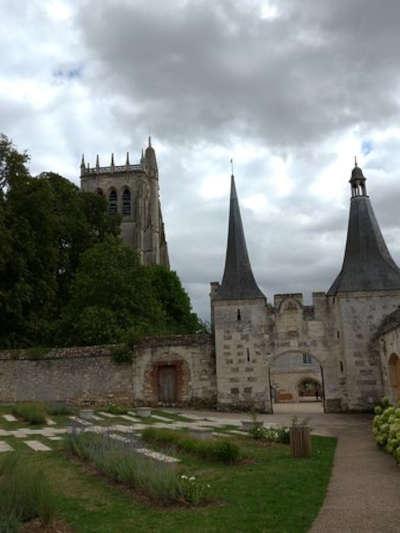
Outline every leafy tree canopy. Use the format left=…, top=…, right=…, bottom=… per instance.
left=0, top=135, right=204, bottom=348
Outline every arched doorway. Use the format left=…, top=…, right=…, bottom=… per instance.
left=268, top=351, right=325, bottom=414
left=388, top=353, right=400, bottom=402
left=297, top=377, right=322, bottom=401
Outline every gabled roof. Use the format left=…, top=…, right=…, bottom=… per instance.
left=216, top=175, right=265, bottom=301
left=328, top=165, right=400, bottom=295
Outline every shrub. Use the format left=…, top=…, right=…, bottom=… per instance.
left=0, top=453, right=56, bottom=530
left=372, top=400, right=400, bottom=463
left=111, top=345, right=133, bottom=364
left=45, top=402, right=76, bottom=416
left=64, top=432, right=211, bottom=505
left=12, top=403, right=47, bottom=425
left=105, top=403, right=128, bottom=415
left=142, top=428, right=240, bottom=464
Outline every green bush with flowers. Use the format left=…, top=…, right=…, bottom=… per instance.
left=372, top=397, right=400, bottom=463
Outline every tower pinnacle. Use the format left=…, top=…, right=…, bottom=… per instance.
left=328, top=163, right=400, bottom=295
left=217, top=174, right=265, bottom=300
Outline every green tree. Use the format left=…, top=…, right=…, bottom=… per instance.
left=59, top=240, right=205, bottom=346
left=148, top=265, right=204, bottom=334
left=0, top=136, right=120, bottom=347
left=58, top=238, right=166, bottom=345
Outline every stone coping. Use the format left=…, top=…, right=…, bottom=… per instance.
left=0, top=334, right=212, bottom=361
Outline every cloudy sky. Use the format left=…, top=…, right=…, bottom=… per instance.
left=2, top=0, right=400, bottom=319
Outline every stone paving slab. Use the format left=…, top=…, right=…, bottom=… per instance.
left=112, top=424, right=146, bottom=433
left=47, top=436, right=62, bottom=441
left=99, top=411, right=117, bottom=418
left=0, top=441, right=14, bottom=452
left=46, top=418, right=56, bottom=426
left=149, top=414, right=173, bottom=423
left=108, top=433, right=180, bottom=463
left=136, top=447, right=180, bottom=464
left=3, top=414, right=18, bottom=422
left=69, top=416, right=92, bottom=426
left=120, top=414, right=140, bottom=423
left=24, top=440, right=52, bottom=451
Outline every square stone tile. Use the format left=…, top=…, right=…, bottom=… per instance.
left=0, top=441, right=14, bottom=452
left=24, top=440, right=51, bottom=451
left=3, top=414, right=18, bottom=422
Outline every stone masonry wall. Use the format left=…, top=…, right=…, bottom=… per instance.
left=0, top=335, right=216, bottom=407
left=335, top=290, right=400, bottom=410
left=377, top=325, right=400, bottom=404
left=213, top=299, right=270, bottom=412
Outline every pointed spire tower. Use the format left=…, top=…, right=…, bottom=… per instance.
left=217, top=172, right=265, bottom=300
left=328, top=161, right=400, bottom=295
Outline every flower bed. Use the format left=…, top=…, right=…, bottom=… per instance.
left=0, top=452, right=56, bottom=530
left=372, top=398, right=400, bottom=463
left=142, top=428, right=240, bottom=464
left=249, top=425, right=290, bottom=444
left=65, top=431, right=211, bottom=505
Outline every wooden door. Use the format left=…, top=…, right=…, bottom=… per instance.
left=158, top=366, right=177, bottom=404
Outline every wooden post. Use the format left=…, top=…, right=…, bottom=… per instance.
left=290, top=426, right=312, bottom=458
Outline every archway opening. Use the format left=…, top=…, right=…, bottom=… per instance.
left=388, top=353, right=400, bottom=402
left=269, top=352, right=324, bottom=414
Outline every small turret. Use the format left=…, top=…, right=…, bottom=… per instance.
left=80, top=154, right=85, bottom=175
left=144, top=136, right=158, bottom=177
left=111, top=153, right=115, bottom=168
left=96, top=154, right=100, bottom=170
left=349, top=157, right=367, bottom=197
left=126, top=152, right=130, bottom=166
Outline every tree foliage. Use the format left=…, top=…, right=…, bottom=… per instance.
left=0, top=135, right=204, bottom=348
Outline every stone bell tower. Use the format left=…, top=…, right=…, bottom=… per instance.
left=211, top=173, right=270, bottom=411
left=80, top=138, right=169, bottom=268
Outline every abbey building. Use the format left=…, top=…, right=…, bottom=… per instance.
left=80, top=138, right=169, bottom=268
left=75, top=143, right=400, bottom=412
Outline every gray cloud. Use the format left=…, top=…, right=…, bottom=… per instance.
left=76, top=0, right=400, bottom=146
left=2, top=1, right=400, bottom=319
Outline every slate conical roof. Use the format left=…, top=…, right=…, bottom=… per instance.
left=328, top=164, right=400, bottom=295
left=217, top=175, right=265, bottom=300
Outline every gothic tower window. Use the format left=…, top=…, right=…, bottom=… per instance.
left=96, top=187, right=104, bottom=196
left=122, top=187, right=131, bottom=216
left=108, top=189, right=118, bottom=214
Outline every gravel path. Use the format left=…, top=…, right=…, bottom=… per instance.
left=310, top=421, right=400, bottom=533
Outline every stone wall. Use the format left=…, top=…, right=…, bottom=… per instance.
left=0, top=335, right=215, bottom=407
left=334, top=290, right=400, bottom=410
left=377, top=325, right=400, bottom=404
left=213, top=298, right=270, bottom=412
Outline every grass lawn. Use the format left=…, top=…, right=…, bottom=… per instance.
left=6, top=435, right=336, bottom=533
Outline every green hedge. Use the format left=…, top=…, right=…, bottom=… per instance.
left=12, top=403, right=47, bottom=425
left=142, top=428, right=240, bottom=464
left=65, top=432, right=211, bottom=505
left=373, top=398, right=400, bottom=463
